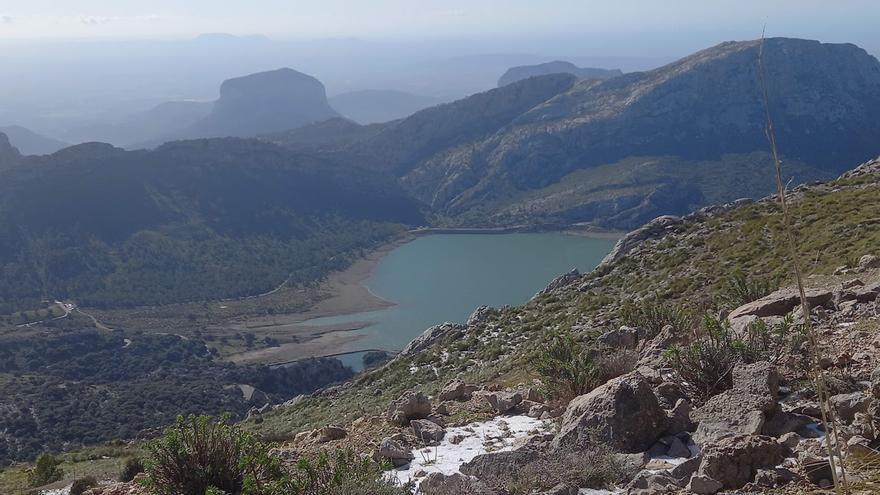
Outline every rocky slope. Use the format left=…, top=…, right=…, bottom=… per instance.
left=0, top=125, right=68, bottom=155
left=329, top=89, right=443, bottom=124
left=236, top=157, right=880, bottom=494
left=497, top=60, right=622, bottom=86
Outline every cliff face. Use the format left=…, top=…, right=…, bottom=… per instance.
left=0, top=132, right=22, bottom=169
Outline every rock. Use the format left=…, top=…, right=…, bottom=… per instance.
left=625, top=470, right=681, bottom=494
left=850, top=412, right=876, bottom=441
left=377, top=437, right=414, bottom=467
left=467, top=305, right=499, bottom=325
left=399, top=323, right=466, bottom=357
left=728, top=287, right=833, bottom=319
left=438, top=380, right=478, bottom=402
left=670, top=455, right=702, bottom=482
left=637, top=325, right=681, bottom=369
left=314, top=425, right=346, bottom=443
left=857, top=254, right=880, bottom=270
left=387, top=391, right=432, bottom=426
left=846, top=435, right=874, bottom=459
left=419, top=472, right=488, bottom=494
left=597, top=326, right=640, bottom=349
left=553, top=372, right=667, bottom=453
left=536, top=268, right=581, bottom=295
left=411, top=419, right=445, bottom=444
left=762, top=410, right=816, bottom=438
left=732, top=361, right=780, bottom=398
left=460, top=447, right=540, bottom=479
left=777, top=432, right=801, bottom=454
left=528, top=403, right=551, bottom=418
left=752, top=467, right=798, bottom=488
left=485, top=391, right=523, bottom=413
left=687, top=474, right=723, bottom=494
left=830, top=392, right=870, bottom=423
left=665, top=399, right=694, bottom=436
left=871, top=365, right=880, bottom=398
left=697, top=435, right=783, bottom=489
left=667, top=436, right=692, bottom=458
left=692, top=390, right=777, bottom=446
left=536, top=483, right=579, bottom=495
left=524, top=387, right=545, bottom=403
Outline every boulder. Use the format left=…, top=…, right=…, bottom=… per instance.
left=728, top=287, right=833, bottom=319
left=411, top=419, right=445, bottom=444
left=438, top=380, right=478, bottom=402
left=665, top=399, right=695, bottom=435
left=696, top=435, right=783, bottom=490
left=802, top=457, right=833, bottom=486
left=625, top=471, right=681, bottom=494
left=687, top=474, right=723, bottom=494
left=485, top=391, right=522, bottom=414
left=846, top=435, right=874, bottom=459
left=830, top=392, right=870, bottom=423
left=399, top=323, right=466, bottom=357
left=636, top=325, right=681, bottom=369
left=387, top=391, right=432, bottom=426
left=752, top=467, right=798, bottom=488
left=732, top=361, right=780, bottom=398
left=600, top=215, right=682, bottom=266
left=654, top=382, right=687, bottom=409
left=670, top=455, right=702, bottom=483
left=871, top=365, right=880, bottom=399
left=763, top=410, right=815, bottom=438
left=692, top=390, right=777, bottom=446
left=553, top=372, right=667, bottom=453
left=857, top=254, right=880, bottom=270
left=597, top=326, right=640, bottom=349
left=377, top=437, right=414, bottom=467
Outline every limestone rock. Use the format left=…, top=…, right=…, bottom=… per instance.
left=692, top=390, right=777, bottom=446
left=830, top=392, right=870, bottom=423
left=314, top=425, right=347, bottom=443
left=536, top=268, right=581, bottom=296
left=728, top=287, right=833, bottom=319
left=697, top=435, right=783, bottom=490
left=553, top=372, right=667, bottom=453
left=377, top=437, right=414, bottom=467
left=597, top=326, right=640, bottom=349
left=687, top=474, right=723, bottom=494
left=438, top=380, right=478, bottom=402
left=600, top=216, right=682, bottom=265
left=467, top=305, right=499, bottom=325
left=485, top=391, right=523, bottom=413
left=732, top=361, right=780, bottom=398
left=460, top=447, right=540, bottom=479
left=857, top=254, right=880, bottom=270
left=399, top=323, right=466, bottom=357
left=625, top=470, right=681, bottom=494
left=411, top=419, right=446, bottom=444
left=387, top=391, right=432, bottom=426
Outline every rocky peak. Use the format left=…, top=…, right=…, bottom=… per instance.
left=0, top=132, right=22, bottom=167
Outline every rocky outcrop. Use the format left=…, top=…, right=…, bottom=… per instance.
left=411, top=419, right=445, bottom=444
left=600, top=216, right=682, bottom=265
left=485, top=391, right=523, bottom=414
left=732, top=361, right=780, bottom=399
left=498, top=61, right=622, bottom=87
left=727, top=287, right=833, bottom=319
left=438, top=380, right=479, bottom=401
left=387, top=391, right=432, bottom=425
left=460, top=446, right=541, bottom=479
left=376, top=437, right=414, bottom=467
left=553, top=372, right=667, bottom=453
left=692, top=389, right=778, bottom=446
left=399, top=323, right=466, bottom=357
left=536, top=269, right=581, bottom=295
left=0, top=132, right=22, bottom=168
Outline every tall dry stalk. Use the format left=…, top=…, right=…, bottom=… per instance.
left=757, top=32, right=850, bottom=494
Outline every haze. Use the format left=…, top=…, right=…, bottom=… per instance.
left=1, top=0, right=878, bottom=142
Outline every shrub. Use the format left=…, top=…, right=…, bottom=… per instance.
left=279, top=449, right=412, bottom=495
left=718, top=270, right=779, bottom=309
left=665, top=314, right=803, bottom=399
left=144, top=415, right=282, bottom=495
left=534, top=332, right=600, bottom=403
left=70, top=476, right=98, bottom=495
left=620, top=300, right=692, bottom=337
left=119, top=456, right=144, bottom=482
left=594, top=349, right=638, bottom=382
left=28, top=453, right=64, bottom=487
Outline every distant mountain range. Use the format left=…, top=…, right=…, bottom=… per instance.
left=272, top=37, right=880, bottom=229
left=497, top=61, right=622, bottom=86
left=0, top=125, right=68, bottom=155
left=329, top=90, right=443, bottom=124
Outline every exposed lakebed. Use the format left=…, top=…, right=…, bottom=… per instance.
left=296, top=232, right=616, bottom=370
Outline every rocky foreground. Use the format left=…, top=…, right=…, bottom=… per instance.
left=84, top=159, right=880, bottom=494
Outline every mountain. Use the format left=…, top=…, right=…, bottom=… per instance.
left=329, top=90, right=443, bottom=124
left=0, top=125, right=68, bottom=155
left=0, top=138, right=423, bottom=312
left=0, top=132, right=22, bottom=167
left=271, top=38, right=879, bottom=230
left=178, top=68, right=340, bottom=140
left=498, top=60, right=623, bottom=86
left=62, top=100, right=213, bottom=147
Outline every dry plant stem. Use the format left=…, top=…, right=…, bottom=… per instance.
left=757, top=33, right=850, bottom=494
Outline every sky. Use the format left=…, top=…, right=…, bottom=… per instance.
left=0, top=0, right=879, bottom=51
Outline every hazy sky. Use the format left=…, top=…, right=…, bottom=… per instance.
left=1, top=0, right=879, bottom=49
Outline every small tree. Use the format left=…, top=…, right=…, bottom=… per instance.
left=119, top=456, right=144, bottom=482
left=28, top=453, right=64, bottom=487
left=534, top=331, right=600, bottom=403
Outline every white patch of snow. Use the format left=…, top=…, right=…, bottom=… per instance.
left=579, top=490, right=620, bottom=495
left=837, top=322, right=857, bottom=328
left=387, top=415, right=548, bottom=488
left=122, top=338, right=132, bottom=348
left=40, top=486, right=71, bottom=495
left=408, top=366, right=419, bottom=374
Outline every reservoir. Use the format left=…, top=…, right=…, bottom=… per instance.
left=298, top=233, right=617, bottom=370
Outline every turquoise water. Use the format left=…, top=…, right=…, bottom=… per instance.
left=303, top=233, right=616, bottom=370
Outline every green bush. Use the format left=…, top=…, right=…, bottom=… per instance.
left=119, top=456, right=144, bottom=482
left=144, top=415, right=282, bottom=495
left=718, top=270, right=779, bottom=309
left=665, top=314, right=803, bottom=398
left=70, top=476, right=98, bottom=495
left=534, top=332, right=600, bottom=403
left=27, top=453, right=64, bottom=487
left=620, top=300, right=692, bottom=337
